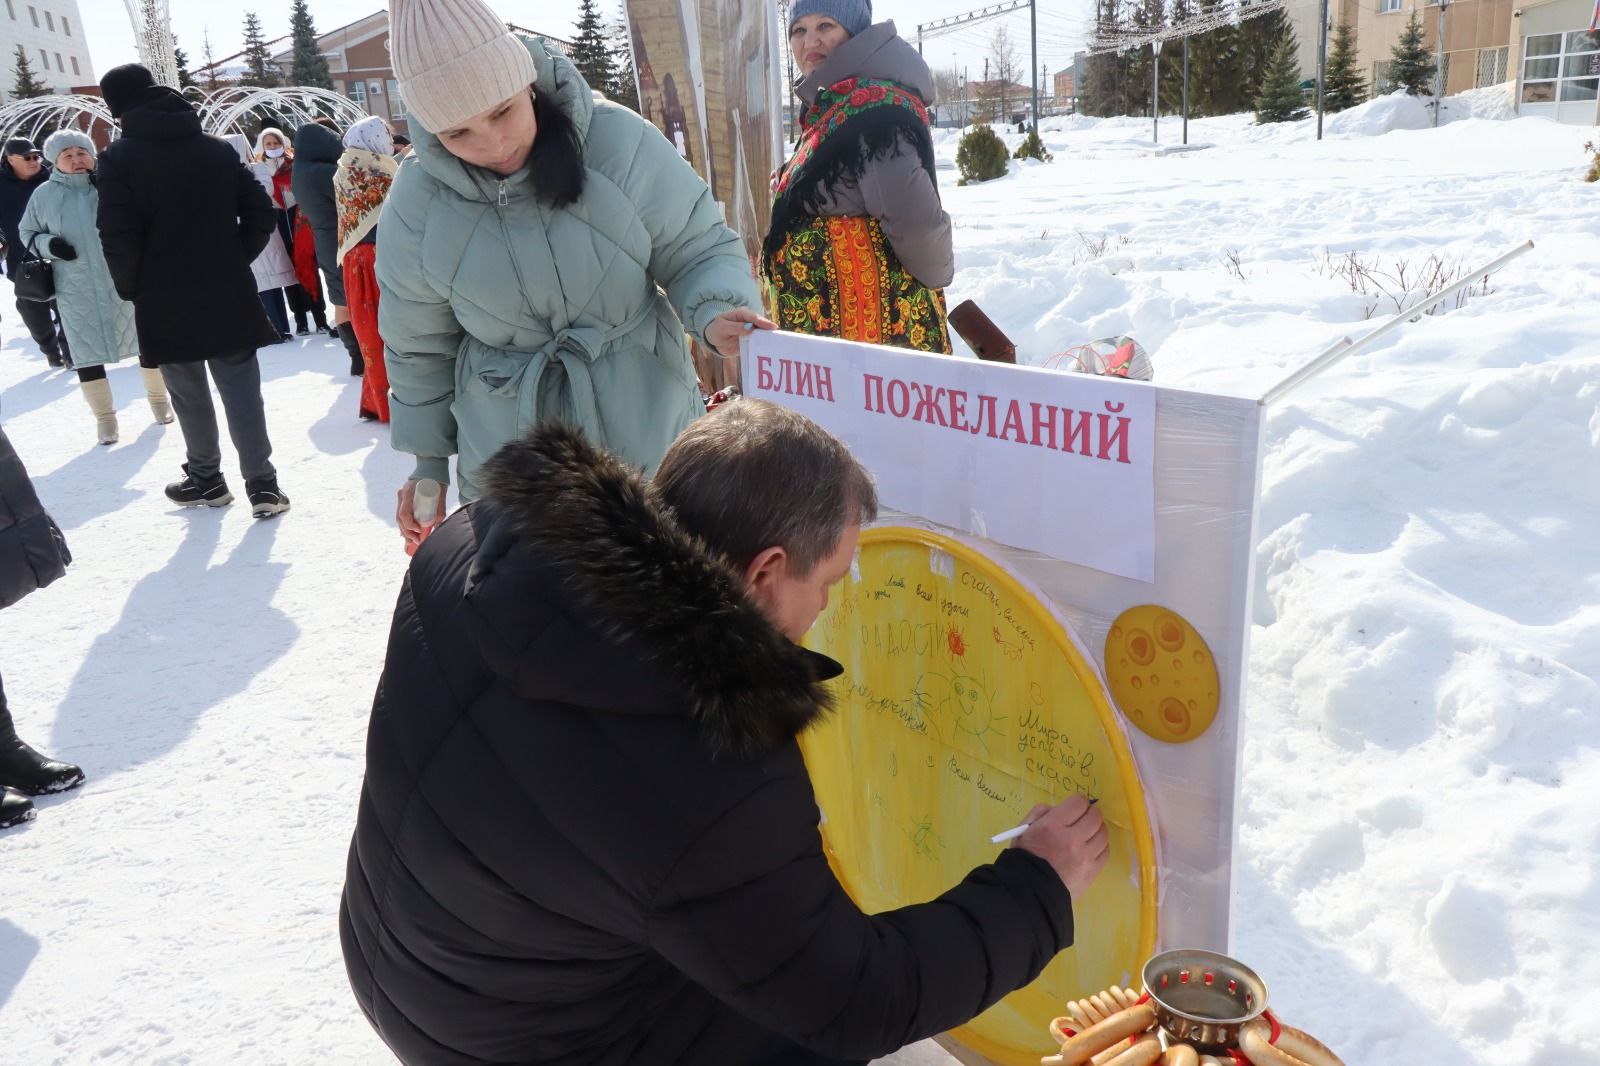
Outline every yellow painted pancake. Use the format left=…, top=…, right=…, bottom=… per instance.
left=803, top=527, right=1158, bottom=1066
left=1104, top=606, right=1220, bottom=744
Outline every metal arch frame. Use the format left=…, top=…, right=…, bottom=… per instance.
left=198, top=87, right=370, bottom=138
left=0, top=95, right=117, bottom=145
left=0, top=88, right=371, bottom=146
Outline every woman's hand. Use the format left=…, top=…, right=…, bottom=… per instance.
left=397, top=479, right=447, bottom=553
left=705, top=308, right=776, bottom=361
left=48, top=237, right=77, bottom=261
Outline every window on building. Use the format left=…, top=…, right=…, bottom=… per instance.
left=347, top=79, right=367, bottom=108
left=39, top=48, right=46, bottom=67
left=5, top=0, right=14, bottom=19
left=387, top=79, right=406, bottom=118
left=62, top=14, right=68, bottom=35
left=43, top=9, right=51, bottom=29
left=1522, top=30, right=1600, bottom=105
left=1476, top=46, right=1509, bottom=87
left=28, top=5, right=36, bottom=27
left=1377, top=0, right=1403, bottom=13
left=70, top=56, right=78, bottom=76
left=54, top=52, right=61, bottom=71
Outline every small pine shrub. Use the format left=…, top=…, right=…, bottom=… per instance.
left=957, top=124, right=1009, bottom=186
left=1586, top=140, right=1599, bottom=183
left=1014, top=128, right=1053, bottom=163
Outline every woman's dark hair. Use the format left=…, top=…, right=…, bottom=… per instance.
left=528, top=90, right=585, bottom=208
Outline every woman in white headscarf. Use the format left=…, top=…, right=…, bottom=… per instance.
left=255, top=126, right=333, bottom=338
left=227, top=134, right=297, bottom=343
left=334, top=116, right=399, bottom=421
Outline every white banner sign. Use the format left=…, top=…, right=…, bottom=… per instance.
left=742, top=332, right=1157, bottom=582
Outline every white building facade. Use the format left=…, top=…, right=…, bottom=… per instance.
left=0, top=0, right=94, bottom=103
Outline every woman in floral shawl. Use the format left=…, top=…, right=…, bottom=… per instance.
left=334, top=116, right=399, bottom=421
left=763, top=2, right=954, bottom=354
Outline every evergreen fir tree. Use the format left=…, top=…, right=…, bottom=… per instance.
left=1236, top=9, right=1296, bottom=112
left=241, top=12, right=280, bottom=89
left=1254, top=35, right=1308, bottom=122
left=1323, top=20, right=1365, bottom=111
left=1389, top=11, right=1435, bottom=95
left=202, top=30, right=221, bottom=91
left=1082, top=0, right=1127, bottom=117
left=288, top=0, right=333, bottom=89
left=1123, top=0, right=1165, bottom=117
left=570, top=0, right=615, bottom=95
left=606, top=5, right=641, bottom=110
left=173, top=34, right=198, bottom=90
left=1158, top=0, right=1192, bottom=115
left=11, top=44, right=49, bottom=99
left=1185, top=0, right=1240, bottom=117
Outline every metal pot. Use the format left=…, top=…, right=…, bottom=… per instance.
left=1142, top=948, right=1269, bottom=1052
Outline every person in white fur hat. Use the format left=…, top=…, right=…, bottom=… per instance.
left=19, top=129, right=171, bottom=445
left=373, top=0, right=773, bottom=550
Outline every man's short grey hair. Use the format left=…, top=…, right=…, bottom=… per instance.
left=652, top=399, right=878, bottom=575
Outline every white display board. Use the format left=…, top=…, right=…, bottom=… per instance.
left=745, top=330, right=1265, bottom=989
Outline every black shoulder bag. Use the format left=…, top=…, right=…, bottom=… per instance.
left=13, top=234, right=55, bottom=303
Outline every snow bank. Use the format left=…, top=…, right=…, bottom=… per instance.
left=1325, top=90, right=1433, bottom=137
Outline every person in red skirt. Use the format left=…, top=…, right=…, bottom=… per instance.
left=334, top=116, right=398, bottom=422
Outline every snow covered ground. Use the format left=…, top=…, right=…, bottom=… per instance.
left=2, top=99, right=1597, bottom=1064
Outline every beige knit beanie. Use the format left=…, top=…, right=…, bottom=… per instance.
left=389, top=0, right=538, bottom=133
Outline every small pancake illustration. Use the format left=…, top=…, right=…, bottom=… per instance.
left=1104, top=606, right=1220, bottom=743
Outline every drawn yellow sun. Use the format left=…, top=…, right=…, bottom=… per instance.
left=1104, top=606, right=1220, bottom=744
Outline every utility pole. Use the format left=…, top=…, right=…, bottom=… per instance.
left=1432, top=0, right=1449, bottom=127
left=1030, top=0, right=1040, bottom=131
left=1316, top=0, right=1329, bottom=139
left=1151, top=39, right=1163, bottom=144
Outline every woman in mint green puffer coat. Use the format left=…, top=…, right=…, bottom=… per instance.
left=379, top=34, right=770, bottom=543
left=20, top=130, right=170, bottom=447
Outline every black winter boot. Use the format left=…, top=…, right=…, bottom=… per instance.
left=0, top=705, right=84, bottom=797
left=0, top=787, right=33, bottom=829
left=337, top=322, right=364, bottom=377
left=165, top=464, right=233, bottom=508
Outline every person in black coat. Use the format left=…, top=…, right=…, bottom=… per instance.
left=0, top=419, right=87, bottom=829
left=0, top=138, right=72, bottom=367
left=340, top=404, right=1109, bottom=1066
left=290, top=121, right=361, bottom=373
left=94, top=64, right=290, bottom=518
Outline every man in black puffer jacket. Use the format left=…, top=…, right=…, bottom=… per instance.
left=0, top=139, right=71, bottom=367
left=341, top=401, right=1109, bottom=1066
left=95, top=63, right=290, bottom=518
left=0, top=418, right=86, bottom=829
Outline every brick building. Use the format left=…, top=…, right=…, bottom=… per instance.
left=199, top=10, right=572, bottom=137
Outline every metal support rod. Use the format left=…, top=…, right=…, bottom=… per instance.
left=1030, top=0, right=1040, bottom=131
left=1315, top=0, right=1328, bottom=140
left=1182, top=35, right=1189, bottom=145
left=1260, top=241, right=1533, bottom=407
left=1151, top=39, right=1162, bottom=144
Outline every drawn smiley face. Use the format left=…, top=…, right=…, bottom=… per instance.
left=1104, top=606, right=1220, bottom=744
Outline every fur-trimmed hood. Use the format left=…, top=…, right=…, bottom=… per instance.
left=463, top=424, right=840, bottom=756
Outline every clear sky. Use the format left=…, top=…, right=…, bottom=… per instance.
left=75, top=0, right=1091, bottom=88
